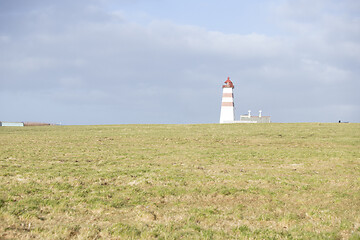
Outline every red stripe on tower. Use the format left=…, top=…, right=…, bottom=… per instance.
left=222, top=102, right=234, bottom=106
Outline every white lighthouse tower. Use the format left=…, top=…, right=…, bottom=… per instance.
left=220, top=77, right=235, bottom=123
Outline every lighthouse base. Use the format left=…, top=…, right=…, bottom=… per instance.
left=219, top=106, right=235, bottom=123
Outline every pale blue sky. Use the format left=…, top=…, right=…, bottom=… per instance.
left=0, top=0, right=359, bottom=124
left=113, top=0, right=274, bottom=34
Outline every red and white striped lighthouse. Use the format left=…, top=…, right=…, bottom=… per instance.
left=220, top=77, right=235, bottom=123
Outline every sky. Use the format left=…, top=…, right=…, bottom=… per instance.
left=0, top=0, right=359, bottom=124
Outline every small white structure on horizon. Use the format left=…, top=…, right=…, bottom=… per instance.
left=239, top=110, right=271, bottom=123
left=0, top=121, right=24, bottom=127
left=219, top=77, right=235, bottom=123
left=219, top=77, right=271, bottom=123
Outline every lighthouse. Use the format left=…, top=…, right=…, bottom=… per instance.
left=220, top=77, right=235, bottom=123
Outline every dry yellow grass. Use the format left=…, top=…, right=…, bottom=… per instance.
left=0, top=123, right=359, bottom=239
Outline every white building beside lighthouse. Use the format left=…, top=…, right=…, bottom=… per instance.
left=219, top=77, right=235, bottom=123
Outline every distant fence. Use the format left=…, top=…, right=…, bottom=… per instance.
left=23, top=122, right=52, bottom=126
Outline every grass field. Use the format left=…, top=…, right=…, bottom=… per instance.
left=0, top=123, right=359, bottom=239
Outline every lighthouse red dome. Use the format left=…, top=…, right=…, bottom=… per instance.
left=223, top=77, right=234, bottom=88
